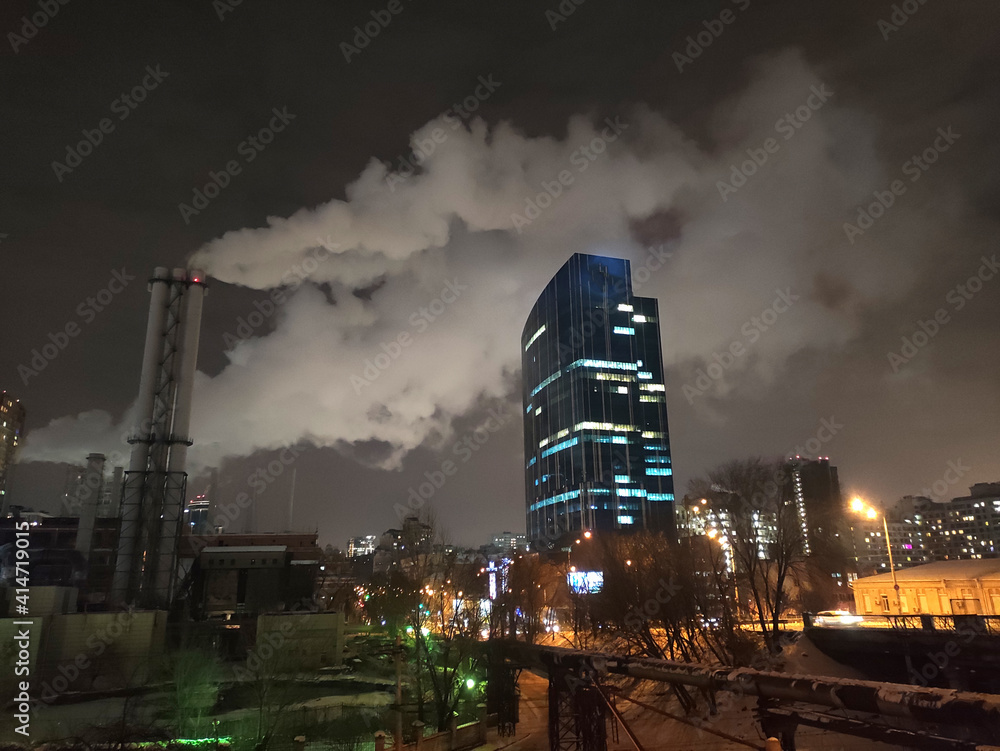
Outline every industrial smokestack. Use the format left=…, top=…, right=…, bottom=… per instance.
left=74, top=452, right=105, bottom=559
left=104, top=465, right=124, bottom=518
left=111, top=267, right=207, bottom=609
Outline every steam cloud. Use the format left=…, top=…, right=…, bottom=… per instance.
left=21, top=51, right=942, bottom=471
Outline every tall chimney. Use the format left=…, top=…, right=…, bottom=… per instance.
left=111, top=267, right=207, bottom=609
left=75, top=453, right=105, bottom=558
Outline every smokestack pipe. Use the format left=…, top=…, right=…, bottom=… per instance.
left=155, top=269, right=206, bottom=598
left=75, top=453, right=105, bottom=558
left=111, top=268, right=173, bottom=602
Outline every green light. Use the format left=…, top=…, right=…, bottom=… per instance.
left=466, top=678, right=475, bottom=689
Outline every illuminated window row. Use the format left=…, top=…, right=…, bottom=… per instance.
left=524, top=324, right=546, bottom=352
left=539, top=428, right=570, bottom=448
left=574, top=420, right=636, bottom=433
left=641, top=384, right=665, bottom=392
left=617, top=488, right=647, bottom=497
left=646, top=468, right=672, bottom=476
left=645, top=456, right=671, bottom=464
left=613, top=326, right=635, bottom=335
left=569, top=358, right=638, bottom=373
left=532, top=358, right=638, bottom=396
left=618, top=303, right=633, bottom=312
left=648, top=492, right=675, bottom=501
left=642, top=431, right=666, bottom=439
left=618, top=515, right=635, bottom=525
left=526, top=456, right=536, bottom=468
left=639, top=395, right=665, bottom=403
left=542, top=437, right=578, bottom=458
left=585, top=434, right=629, bottom=445
left=529, top=488, right=581, bottom=512
left=530, top=371, right=562, bottom=397
left=633, top=314, right=646, bottom=323
left=525, top=403, right=533, bottom=414
left=638, top=371, right=652, bottom=380
left=614, top=475, right=631, bottom=483
left=594, top=373, right=636, bottom=383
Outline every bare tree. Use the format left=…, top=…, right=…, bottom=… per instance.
left=689, top=458, right=807, bottom=652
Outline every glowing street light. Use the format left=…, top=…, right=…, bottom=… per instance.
left=850, top=496, right=900, bottom=614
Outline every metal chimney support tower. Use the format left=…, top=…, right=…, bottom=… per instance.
left=111, top=267, right=206, bottom=610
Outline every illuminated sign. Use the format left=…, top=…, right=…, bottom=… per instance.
left=567, top=570, right=603, bottom=594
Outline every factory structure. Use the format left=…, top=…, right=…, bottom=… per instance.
left=111, top=267, right=207, bottom=610
left=0, top=266, right=336, bottom=701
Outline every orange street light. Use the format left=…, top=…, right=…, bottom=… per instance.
left=849, top=497, right=900, bottom=613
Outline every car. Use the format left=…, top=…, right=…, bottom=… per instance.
left=814, top=610, right=863, bottom=626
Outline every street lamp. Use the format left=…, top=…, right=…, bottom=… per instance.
left=850, top=497, right=900, bottom=614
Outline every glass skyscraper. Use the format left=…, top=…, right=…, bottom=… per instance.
left=522, top=253, right=675, bottom=543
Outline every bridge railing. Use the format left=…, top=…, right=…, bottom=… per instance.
left=804, top=612, right=1000, bottom=635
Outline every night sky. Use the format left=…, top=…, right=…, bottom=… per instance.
left=3, top=0, right=999, bottom=549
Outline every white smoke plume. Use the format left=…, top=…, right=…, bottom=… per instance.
left=21, top=50, right=943, bottom=471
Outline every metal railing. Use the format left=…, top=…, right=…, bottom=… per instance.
left=805, top=612, right=1000, bottom=635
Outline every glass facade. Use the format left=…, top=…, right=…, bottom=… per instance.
left=522, top=254, right=675, bottom=542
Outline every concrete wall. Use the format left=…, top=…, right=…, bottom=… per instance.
left=256, top=611, right=344, bottom=669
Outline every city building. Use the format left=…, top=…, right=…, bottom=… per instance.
left=491, top=531, right=527, bottom=552
left=851, top=484, right=1000, bottom=574
left=787, top=457, right=844, bottom=557
left=522, top=253, right=675, bottom=543
left=923, top=483, right=1000, bottom=560
left=853, top=559, right=1000, bottom=616
left=0, top=392, right=25, bottom=511
left=184, top=494, right=212, bottom=534
left=851, top=495, right=929, bottom=575
left=347, top=534, right=378, bottom=557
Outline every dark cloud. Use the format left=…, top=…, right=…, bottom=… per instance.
left=4, top=0, right=999, bottom=548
